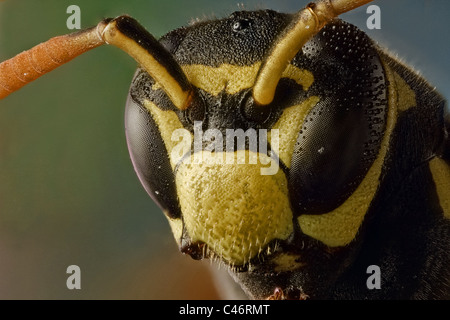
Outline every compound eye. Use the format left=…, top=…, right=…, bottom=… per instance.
left=289, top=21, right=388, bottom=216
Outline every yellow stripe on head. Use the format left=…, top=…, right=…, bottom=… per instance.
left=429, top=158, right=450, bottom=219
left=176, top=63, right=313, bottom=97
left=392, top=71, right=416, bottom=112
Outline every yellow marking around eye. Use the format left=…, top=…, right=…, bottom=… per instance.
left=176, top=150, right=293, bottom=266
left=269, top=96, right=320, bottom=168
left=169, top=63, right=314, bottom=96
left=297, top=63, right=398, bottom=247
left=143, top=100, right=191, bottom=169
left=283, top=64, right=314, bottom=91
left=429, top=157, right=450, bottom=219
left=392, top=71, right=416, bottom=111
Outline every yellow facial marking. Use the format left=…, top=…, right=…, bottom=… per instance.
left=297, top=63, right=398, bottom=247
left=181, top=63, right=258, bottom=96
left=392, top=71, right=416, bottom=111
left=269, top=96, right=320, bottom=168
left=176, top=63, right=313, bottom=96
left=167, top=216, right=183, bottom=242
left=272, top=253, right=305, bottom=273
left=143, top=100, right=191, bottom=169
left=176, top=150, right=293, bottom=266
left=429, top=157, right=450, bottom=219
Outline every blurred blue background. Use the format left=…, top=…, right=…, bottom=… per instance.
left=0, top=0, right=449, bottom=299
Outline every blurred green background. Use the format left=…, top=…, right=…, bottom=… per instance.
left=0, top=0, right=449, bottom=299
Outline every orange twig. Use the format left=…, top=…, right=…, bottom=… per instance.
left=0, top=20, right=109, bottom=99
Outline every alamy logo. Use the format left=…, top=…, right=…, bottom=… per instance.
left=366, top=5, right=381, bottom=30
left=171, top=121, right=280, bottom=175
left=366, top=265, right=381, bottom=290
left=66, top=5, right=81, bottom=30
left=66, top=265, right=81, bottom=290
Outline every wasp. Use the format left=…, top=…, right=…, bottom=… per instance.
left=0, top=0, right=449, bottom=299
